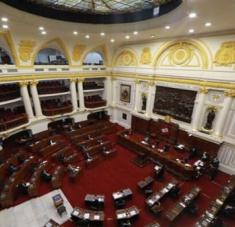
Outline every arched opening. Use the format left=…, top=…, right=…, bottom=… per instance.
left=34, top=48, right=68, bottom=65
left=83, top=52, right=104, bottom=65
left=0, top=46, right=13, bottom=65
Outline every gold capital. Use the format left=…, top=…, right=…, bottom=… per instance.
left=19, top=81, right=29, bottom=87
left=199, top=87, right=208, bottom=94
left=29, top=80, right=38, bottom=86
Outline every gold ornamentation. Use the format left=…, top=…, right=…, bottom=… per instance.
left=72, top=44, right=86, bottom=62
left=19, top=81, right=29, bottom=87
left=70, top=78, right=77, bottom=83
left=199, top=87, right=208, bottom=94
left=29, top=80, right=38, bottom=86
left=114, top=49, right=137, bottom=66
left=169, top=43, right=193, bottom=66
left=224, top=90, right=235, bottom=97
left=148, top=80, right=155, bottom=87
left=135, top=79, right=141, bottom=84
left=164, top=115, right=172, bottom=123
left=140, top=47, right=152, bottom=65
left=154, top=40, right=209, bottom=69
left=19, top=40, right=36, bottom=62
left=214, top=41, right=235, bottom=66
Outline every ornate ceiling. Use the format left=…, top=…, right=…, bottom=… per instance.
left=30, top=0, right=172, bottom=14
left=2, top=0, right=181, bottom=24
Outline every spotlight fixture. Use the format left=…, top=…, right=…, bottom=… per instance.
left=41, top=31, right=47, bottom=35
left=38, top=26, right=44, bottom=30
left=2, top=24, right=8, bottom=29
left=110, top=39, right=115, bottom=43
left=165, top=25, right=171, bottom=30
left=100, top=32, right=105, bottom=36
left=85, top=34, right=90, bottom=39
left=133, top=31, right=138, bottom=35
left=73, top=31, right=78, bottom=35
left=125, top=35, right=130, bottom=40
left=205, top=22, right=212, bottom=27
left=189, top=12, right=197, bottom=18
left=1, top=17, right=8, bottom=22
left=189, top=29, right=195, bottom=33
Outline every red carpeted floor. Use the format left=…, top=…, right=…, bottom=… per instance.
left=3, top=127, right=235, bottom=227
left=59, top=133, right=234, bottom=227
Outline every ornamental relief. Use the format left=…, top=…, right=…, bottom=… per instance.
left=140, top=47, right=152, bottom=65
left=72, top=44, right=86, bottom=62
left=154, top=40, right=209, bottom=69
left=157, top=42, right=201, bottom=68
left=18, top=40, right=36, bottom=62
left=115, top=50, right=137, bottom=66
left=214, top=41, right=235, bottom=66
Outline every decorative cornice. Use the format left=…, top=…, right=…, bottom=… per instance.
left=199, top=87, right=208, bottom=94
left=224, top=90, right=235, bottom=97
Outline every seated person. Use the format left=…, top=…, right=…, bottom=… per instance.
left=163, top=144, right=170, bottom=152
left=201, top=152, right=209, bottom=162
left=84, top=152, right=93, bottom=163
left=188, top=147, right=197, bottom=159
left=169, top=185, right=180, bottom=198
left=154, top=164, right=165, bottom=180
left=41, top=170, right=52, bottom=182
left=7, top=164, right=18, bottom=175
left=208, top=157, right=220, bottom=180
left=194, top=159, right=205, bottom=178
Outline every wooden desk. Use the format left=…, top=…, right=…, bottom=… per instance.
left=116, top=206, right=140, bottom=221
left=51, top=166, right=65, bottom=189
left=71, top=207, right=104, bottom=226
left=137, top=176, right=154, bottom=191
left=195, top=176, right=235, bottom=227
left=145, top=221, right=161, bottom=227
left=146, top=180, right=178, bottom=207
left=118, top=130, right=196, bottom=180
left=113, top=188, right=133, bottom=201
left=165, top=186, right=201, bottom=222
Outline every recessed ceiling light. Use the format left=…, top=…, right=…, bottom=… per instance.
left=189, top=29, right=195, bottom=33
left=110, top=39, right=115, bottom=43
left=125, top=35, right=130, bottom=40
left=39, top=26, right=44, bottom=31
left=1, top=17, right=8, bottom=22
left=151, top=35, right=155, bottom=38
left=41, top=31, right=47, bottom=35
left=73, top=31, right=78, bottom=35
left=165, top=25, right=171, bottom=30
left=2, top=24, right=8, bottom=29
left=205, top=22, right=212, bottom=27
left=100, top=32, right=105, bottom=36
left=85, top=34, right=90, bottom=39
left=133, top=31, right=138, bottom=35
left=189, top=12, right=197, bottom=18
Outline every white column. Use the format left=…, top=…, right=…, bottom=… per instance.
left=111, top=78, right=117, bottom=107
left=214, top=91, right=234, bottom=137
left=134, top=80, right=140, bottom=112
left=145, top=81, right=155, bottom=117
left=105, top=77, right=112, bottom=106
left=78, top=78, right=85, bottom=111
left=20, top=81, right=34, bottom=120
left=192, top=87, right=208, bottom=131
left=70, top=78, right=78, bottom=112
left=30, top=81, right=43, bottom=117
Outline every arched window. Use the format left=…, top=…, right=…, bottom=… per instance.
left=0, top=47, right=13, bottom=64
left=35, top=48, right=68, bottom=65
left=83, top=52, right=104, bottom=65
